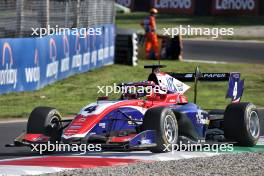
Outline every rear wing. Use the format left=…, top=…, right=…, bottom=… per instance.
left=144, top=65, right=244, bottom=103
left=168, top=69, right=244, bottom=103
left=168, top=73, right=230, bottom=82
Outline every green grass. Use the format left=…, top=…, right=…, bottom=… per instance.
left=116, top=12, right=264, bottom=29
left=0, top=60, right=264, bottom=118
left=116, top=12, right=264, bottom=40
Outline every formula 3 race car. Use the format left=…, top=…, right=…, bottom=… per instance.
left=7, top=65, right=264, bottom=153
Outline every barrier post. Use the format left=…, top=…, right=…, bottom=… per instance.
left=39, top=0, right=50, bottom=28
left=16, top=0, right=24, bottom=36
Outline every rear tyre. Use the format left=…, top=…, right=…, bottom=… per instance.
left=224, top=102, right=260, bottom=147
left=27, top=107, right=62, bottom=143
left=142, top=107, right=178, bottom=153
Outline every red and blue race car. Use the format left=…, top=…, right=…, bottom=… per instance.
left=7, top=65, right=263, bottom=153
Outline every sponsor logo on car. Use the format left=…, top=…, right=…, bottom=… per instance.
left=185, top=73, right=193, bottom=78
left=196, top=110, right=210, bottom=125
left=203, top=73, right=226, bottom=78
left=99, top=123, right=106, bottom=128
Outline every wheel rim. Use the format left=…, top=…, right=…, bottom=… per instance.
left=50, top=116, right=60, bottom=128
left=164, top=114, right=177, bottom=143
left=47, top=115, right=61, bottom=141
left=248, top=111, right=260, bottom=139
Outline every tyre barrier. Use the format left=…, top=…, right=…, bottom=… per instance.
left=115, top=29, right=138, bottom=66
left=115, top=29, right=183, bottom=66
left=137, top=34, right=183, bottom=61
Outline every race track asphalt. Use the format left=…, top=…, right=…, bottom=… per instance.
left=0, top=122, right=36, bottom=160
left=183, top=40, right=264, bottom=64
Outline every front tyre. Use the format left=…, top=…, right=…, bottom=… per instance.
left=224, top=102, right=260, bottom=147
left=27, top=107, right=62, bottom=143
left=142, top=107, right=178, bottom=153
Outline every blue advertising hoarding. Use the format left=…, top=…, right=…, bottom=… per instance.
left=0, top=24, right=115, bottom=94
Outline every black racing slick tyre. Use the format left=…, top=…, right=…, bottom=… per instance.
left=224, top=102, right=260, bottom=147
left=27, top=107, right=62, bottom=142
left=142, top=107, right=178, bottom=153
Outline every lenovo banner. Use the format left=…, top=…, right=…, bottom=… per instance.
left=0, top=24, right=115, bottom=94
left=152, top=0, right=196, bottom=14
left=116, top=0, right=134, bottom=9
left=211, top=0, right=260, bottom=15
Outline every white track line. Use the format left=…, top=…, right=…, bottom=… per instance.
left=0, top=119, right=27, bottom=124
left=183, top=59, right=227, bottom=64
